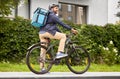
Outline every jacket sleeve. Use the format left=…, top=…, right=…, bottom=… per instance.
left=53, top=15, right=72, bottom=30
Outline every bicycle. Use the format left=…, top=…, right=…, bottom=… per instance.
left=26, top=33, right=90, bottom=74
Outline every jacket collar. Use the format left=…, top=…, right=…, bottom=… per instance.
left=49, top=10, right=56, bottom=15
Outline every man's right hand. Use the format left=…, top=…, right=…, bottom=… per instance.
left=71, top=28, right=78, bottom=35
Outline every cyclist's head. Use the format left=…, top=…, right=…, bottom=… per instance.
left=49, top=4, right=59, bottom=14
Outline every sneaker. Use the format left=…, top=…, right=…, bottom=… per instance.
left=40, top=68, right=50, bottom=73
left=55, top=52, right=68, bottom=59
left=40, top=68, right=46, bottom=72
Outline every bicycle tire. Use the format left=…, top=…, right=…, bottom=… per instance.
left=26, top=43, right=53, bottom=74
left=66, top=46, right=90, bottom=74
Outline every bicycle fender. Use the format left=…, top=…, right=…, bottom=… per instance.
left=27, top=43, right=47, bottom=51
left=27, top=44, right=36, bottom=51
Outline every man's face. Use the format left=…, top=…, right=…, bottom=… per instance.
left=52, top=7, right=59, bottom=14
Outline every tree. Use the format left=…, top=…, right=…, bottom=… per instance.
left=0, top=0, right=20, bottom=17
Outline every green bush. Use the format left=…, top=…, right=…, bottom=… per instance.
left=0, top=17, right=39, bottom=62
left=79, top=24, right=120, bottom=64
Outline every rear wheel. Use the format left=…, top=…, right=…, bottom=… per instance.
left=26, top=43, right=53, bottom=74
left=66, top=46, right=90, bottom=74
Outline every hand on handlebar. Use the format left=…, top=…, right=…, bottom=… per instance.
left=71, top=28, right=78, bottom=35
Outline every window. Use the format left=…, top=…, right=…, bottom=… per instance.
left=59, top=14, right=63, bottom=20
left=68, top=16, right=72, bottom=21
left=59, top=14, right=62, bottom=18
left=59, top=3, right=62, bottom=11
left=76, top=6, right=87, bottom=24
left=68, top=5, right=72, bottom=12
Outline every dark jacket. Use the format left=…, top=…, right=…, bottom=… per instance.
left=40, top=10, right=72, bottom=35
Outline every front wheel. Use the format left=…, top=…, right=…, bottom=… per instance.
left=66, top=46, right=90, bottom=74
left=26, top=43, right=53, bottom=74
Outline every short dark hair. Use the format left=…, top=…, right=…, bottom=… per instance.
left=49, top=4, right=59, bottom=10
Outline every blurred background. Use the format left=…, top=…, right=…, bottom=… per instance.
left=7, top=0, right=120, bottom=26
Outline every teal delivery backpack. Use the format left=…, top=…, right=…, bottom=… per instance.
left=31, top=7, right=49, bottom=28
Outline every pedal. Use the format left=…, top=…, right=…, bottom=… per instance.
left=54, top=59, right=60, bottom=65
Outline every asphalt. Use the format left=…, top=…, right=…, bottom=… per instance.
left=0, top=72, right=120, bottom=79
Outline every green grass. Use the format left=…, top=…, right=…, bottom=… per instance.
left=0, top=62, right=120, bottom=72
left=0, top=63, right=29, bottom=72
left=88, top=64, right=120, bottom=72
left=51, top=64, right=120, bottom=72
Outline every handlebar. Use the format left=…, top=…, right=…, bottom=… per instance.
left=66, top=32, right=75, bottom=38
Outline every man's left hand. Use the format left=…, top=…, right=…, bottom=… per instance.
left=71, top=28, right=78, bottom=35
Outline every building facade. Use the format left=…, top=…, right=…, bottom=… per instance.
left=59, top=0, right=119, bottom=25
left=9, top=0, right=58, bottom=19
left=10, top=0, right=120, bottom=25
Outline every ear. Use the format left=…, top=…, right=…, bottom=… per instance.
left=51, top=8, right=54, bottom=11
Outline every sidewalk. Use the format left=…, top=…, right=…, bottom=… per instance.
left=0, top=72, right=120, bottom=79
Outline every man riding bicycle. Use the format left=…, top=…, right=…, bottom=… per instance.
left=39, top=4, right=78, bottom=72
